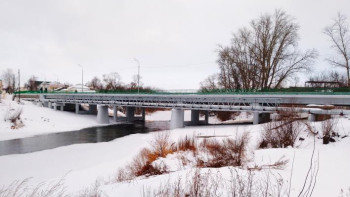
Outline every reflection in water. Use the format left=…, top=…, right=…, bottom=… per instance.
left=0, top=121, right=169, bottom=156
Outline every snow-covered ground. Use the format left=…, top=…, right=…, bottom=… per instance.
left=0, top=94, right=106, bottom=141
left=1, top=93, right=350, bottom=196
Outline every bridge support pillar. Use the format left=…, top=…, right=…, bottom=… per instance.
left=48, top=102, right=52, bottom=109
left=171, top=109, right=184, bottom=129
left=75, top=104, right=80, bottom=114
left=97, top=105, right=109, bottom=124
left=253, top=112, right=270, bottom=125
left=308, top=114, right=330, bottom=122
left=204, top=111, right=209, bottom=125
left=126, top=107, right=135, bottom=122
left=43, top=101, right=49, bottom=108
left=113, top=105, right=118, bottom=122
left=60, top=105, right=64, bottom=111
left=142, top=108, right=146, bottom=121
left=308, top=114, right=316, bottom=122
left=89, top=104, right=97, bottom=115
left=53, top=103, right=58, bottom=111
left=191, top=110, right=200, bottom=125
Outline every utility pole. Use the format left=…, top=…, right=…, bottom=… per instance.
left=133, top=58, right=140, bottom=94
left=18, top=69, right=20, bottom=102
left=78, top=64, right=83, bottom=93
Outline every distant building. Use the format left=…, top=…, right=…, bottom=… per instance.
left=59, top=84, right=95, bottom=93
left=304, top=80, right=342, bottom=88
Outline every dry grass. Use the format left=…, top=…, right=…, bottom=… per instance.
left=0, top=178, right=66, bottom=197
left=116, top=132, right=251, bottom=183
left=176, top=135, right=196, bottom=153
left=142, top=167, right=290, bottom=197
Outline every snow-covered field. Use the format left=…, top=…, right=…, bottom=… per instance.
left=1, top=94, right=350, bottom=196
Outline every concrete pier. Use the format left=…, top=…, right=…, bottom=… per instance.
left=191, top=110, right=200, bottom=125
left=204, top=111, right=209, bottom=125
left=142, top=108, right=146, bottom=121
left=97, top=105, right=109, bottom=124
left=170, top=108, right=184, bottom=129
left=126, top=107, right=135, bottom=122
left=75, top=104, right=80, bottom=114
left=113, top=105, right=118, bottom=122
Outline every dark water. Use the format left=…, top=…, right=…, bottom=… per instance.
left=0, top=121, right=169, bottom=156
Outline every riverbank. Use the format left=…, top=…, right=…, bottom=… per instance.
left=0, top=95, right=107, bottom=141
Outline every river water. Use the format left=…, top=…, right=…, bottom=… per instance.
left=0, top=121, right=169, bottom=156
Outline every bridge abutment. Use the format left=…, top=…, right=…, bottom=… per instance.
left=97, top=105, right=110, bottom=124
left=171, top=109, right=184, bottom=129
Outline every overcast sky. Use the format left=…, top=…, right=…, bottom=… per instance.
left=0, top=0, right=350, bottom=90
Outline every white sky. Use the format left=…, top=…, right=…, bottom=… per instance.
left=0, top=0, right=349, bottom=90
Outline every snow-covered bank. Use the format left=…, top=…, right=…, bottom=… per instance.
left=0, top=95, right=111, bottom=141
left=1, top=119, right=350, bottom=196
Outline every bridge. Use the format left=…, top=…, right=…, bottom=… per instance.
left=34, top=93, right=350, bottom=129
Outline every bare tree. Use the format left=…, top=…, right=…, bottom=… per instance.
left=1, top=69, right=16, bottom=94
left=25, top=75, right=38, bottom=91
left=103, top=72, right=122, bottom=90
left=324, top=13, right=350, bottom=86
left=200, top=74, right=219, bottom=91
left=308, top=71, right=347, bottom=87
left=129, top=74, right=143, bottom=89
left=214, top=10, right=317, bottom=90
left=87, top=76, right=103, bottom=90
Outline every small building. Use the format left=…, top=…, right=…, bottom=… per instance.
left=304, top=80, right=342, bottom=88
left=59, top=84, right=95, bottom=93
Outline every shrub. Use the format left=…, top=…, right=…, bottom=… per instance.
left=199, top=132, right=250, bottom=168
left=116, top=132, right=174, bottom=181
left=321, top=117, right=338, bottom=144
left=261, top=108, right=302, bottom=148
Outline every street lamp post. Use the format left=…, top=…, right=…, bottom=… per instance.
left=78, top=64, right=83, bottom=93
left=133, top=58, right=140, bottom=94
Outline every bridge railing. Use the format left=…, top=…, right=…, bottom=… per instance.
left=14, top=87, right=350, bottom=95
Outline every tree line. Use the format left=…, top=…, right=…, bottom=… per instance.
left=0, top=69, right=149, bottom=93
left=201, top=10, right=350, bottom=91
